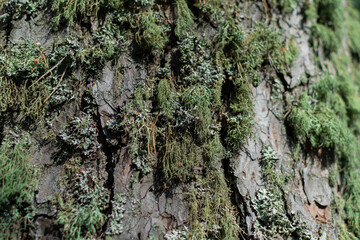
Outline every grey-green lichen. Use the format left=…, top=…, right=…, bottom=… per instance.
left=254, top=146, right=314, bottom=240
left=56, top=158, right=109, bottom=239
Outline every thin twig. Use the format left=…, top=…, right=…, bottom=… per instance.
left=43, top=67, right=67, bottom=103
left=28, top=56, right=66, bottom=89
left=283, top=106, right=293, bottom=120
left=35, top=41, right=49, bottom=70
left=237, top=62, right=251, bottom=89
left=262, top=0, right=272, bottom=23
left=151, top=111, right=160, bottom=156
left=0, top=43, right=6, bottom=50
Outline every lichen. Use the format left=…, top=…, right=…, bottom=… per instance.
left=253, top=146, right=314, bottom=240
left=56, top=158, right=109, bottom=239
left=59, top=114, right=100, bottom=156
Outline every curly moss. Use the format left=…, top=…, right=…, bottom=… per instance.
left=0, top=133, right=39, bottom=239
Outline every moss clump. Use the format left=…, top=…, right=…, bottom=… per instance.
left=282, top=39, right=300, bottom=71
left=347, top=4, right=360, bottom=56
left=271, top=0, right=303, bottom=13
left=225, top=78, right=254, bottom=149
left=288, top=93, right=349, bottom=151
left=338, top=223, right=358, bottom=240
left=162, top=133, right=202, bottom=182
left=306, top=0, right=343, bottom=55
left=188, top=137, right=241, bottom=240
left=0, top=39, right=50, bottom=121
left=131, top=10, right=168, bottom=50
left=52, top=0, right=105, bottom=26
left=84, top=21, right=123, bottom=67
left=0, top=132, right=39, bottom=239
left=175, top=0, right=195, bottom=39
left=157, top=77, right=176, bottom=120
left=216, top=21, right=288, bottom=86
left=117, top=85, right=156, bottom=175
left=56, top=157, right=109, bottom=240
left=253, top=147, right=313, bottom=239
left=214, top=21, right=296, bottom=149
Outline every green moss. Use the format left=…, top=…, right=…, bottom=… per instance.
left=175, top=0, right=195, bottom=39
left=157, top=77, right=175, bottom=120
left=161, top=133, right=202, bottom=183
left=119, top=85, right=156, bottom=174
left=313, top=24, right=341, bottom=55
left=188, top=138, right=240, bottom=239
left=193, top=0, right=221, bottom=22
left=56, top=158, right=109, bottom=239
left=182, top=85, right=213, bottom=141
left=0, top=132, right=39, bottom=239
left=52, top=0, right=104, bottom=26
left=288, top=93, right=350, bottom=151
left=271, top=0, right=303, bottom=13
left=131, top=10, right=167, bottom=50
left=225, top=78, right=254, bottom=149
left=306, top=0, right=343, bottom=54
left=216, top=22, right=286, bottom=86
left=347, top=6, right=360, bottom=56
left=282, top=39, right=300, bottom=70
left=338, top=223, right=358, bottom=240
left=0, top=39, right=50, bottom=121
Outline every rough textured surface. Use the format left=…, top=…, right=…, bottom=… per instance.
left=0, top=0, right=356, bottom=239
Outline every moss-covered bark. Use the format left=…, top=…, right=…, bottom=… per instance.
left=1, top=0, right=360, bottom=239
